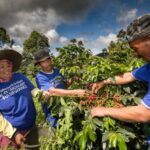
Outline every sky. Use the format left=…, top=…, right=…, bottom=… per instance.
left=0, top=0, right=150, bottom=54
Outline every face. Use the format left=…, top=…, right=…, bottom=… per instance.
left=130, top=38, right=150, bottom=61
left=0, top=59, right=13, bottom=82
left=39, top=58, right=52, bottom=72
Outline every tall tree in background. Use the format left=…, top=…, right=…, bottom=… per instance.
left=23, top=31, right=49, bottom=53
left=107, top=29, right=136, bottom=64
left=0, top=27, right=10, bottom=44
left=21, top=31, right=50, bottom=77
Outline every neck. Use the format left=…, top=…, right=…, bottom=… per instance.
left=42, top=68, right=53, bottom=73
left=0, top=73, right=12, bottom=83
left=0, top=77, right=12, bottom=83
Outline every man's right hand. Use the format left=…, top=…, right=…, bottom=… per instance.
left=15, top=133, right=25, bottom=145
left=92, top=81, right=105, bottom=94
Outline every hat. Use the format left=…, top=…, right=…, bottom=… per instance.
left=126, top=14, right=150, bottom=42
left=34, top=49, right=50, bottom=66
left=0, top=49, right=22, bottom=72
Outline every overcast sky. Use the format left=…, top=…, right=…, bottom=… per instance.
left=0, top=0, right=150, bottom=54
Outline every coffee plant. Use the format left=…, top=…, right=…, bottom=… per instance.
left=21, top=38, right=148, bottom=150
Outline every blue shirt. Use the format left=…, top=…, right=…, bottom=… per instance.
left=132, top=63, right=150, bottom=109
left=36, top=68, right=65, bottom=91
left=35, top=68, right=66, bottom=127
left=0, top=73, right=36, bottom=130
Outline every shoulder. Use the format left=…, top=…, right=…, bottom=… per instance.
left=36, top=71, right=45, bottom=78
left=13, top=72, right=26, bottom=79
left=12, top=73, right=33, bottom=84
left=139, top=63, right=150, bottom=72
left=35, top=72, right=47, bottom=81
left=145, top=63, right=150, bottom=69
left=53, top=68, right=62, bottom=75
left=53, top=68, right=60, bottom=72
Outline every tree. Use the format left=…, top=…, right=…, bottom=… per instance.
left=70, top=38, right=77, bottom=45
left=0, top=27, right=10, bottom=44
left=78, top=40, right=84, bottom=47
left=21, top=31, right=49, bottom=77
left=23, top=31, right=49, bottom=53
left=117, top=29, right=126, bottom=40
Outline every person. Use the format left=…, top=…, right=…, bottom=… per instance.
left=34, top=49, right=86, bottom=127
left=0, top=48, right=50, bottom=149
left=91, top=14, right=150, bottom=122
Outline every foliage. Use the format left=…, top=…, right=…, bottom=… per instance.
left=0, top=27, right=10, bottom=44
left=31, top=39, right=148, bottom=150
left=20, top=31, right=50, bottom=77
left=23, top=31, right=49, bottom=53
left=2, top=25, right=148, bottom=149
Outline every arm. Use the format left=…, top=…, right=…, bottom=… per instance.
left=0, top=113, right=25, bottom=145
left=91, top=104, right=150, bottom=123
left=92, top=72, right=136, bottom=94
left=49, top=88, right=86, bottom=97
left=0, top=113, right=16, bottom=138
left=103, top=72, right=136, bottom=85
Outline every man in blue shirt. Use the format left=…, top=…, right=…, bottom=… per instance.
left=34, top=49, right=86, bottom=127
left=91, top=14, right=150, bottom=122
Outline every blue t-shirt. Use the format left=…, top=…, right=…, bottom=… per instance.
left=0, top=73, right=36, bottom=130
left=35, top=68, right=66, bottom=127
left=132, top=63, right=150, bottom=109
left=36, top=68, right=65, bottom=91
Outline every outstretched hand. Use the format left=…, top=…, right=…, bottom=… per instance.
left=91, top=107, right=106, bottom=118
left=74, top=89, right=87, bottom=97
left=91, top=81, right=105, bottom=94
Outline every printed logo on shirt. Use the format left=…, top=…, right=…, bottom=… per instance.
left=0, top=80, right=27, bottom=100
left=50, top=76, right=65, bottom=87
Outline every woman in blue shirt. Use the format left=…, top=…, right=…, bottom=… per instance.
left=0, top=48, right=48, bottom=149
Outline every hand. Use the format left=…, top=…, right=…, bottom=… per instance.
left=43, top=91, right=50, bottom=101
left=91, top=107, right=106, bottom=118
left=91, top=81, right=105, bottom=94
left=74, top=89, right=86, bottom=97
left=67, top=78, right=73, bottom=86
left=15, top=133, right=25, bottom=145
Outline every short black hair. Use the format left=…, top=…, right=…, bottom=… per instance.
left=126, top=14, right=150, bottom=42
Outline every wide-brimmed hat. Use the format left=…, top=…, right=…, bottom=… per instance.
left=0, top=49, right=22, bottom=72
left=127, top=14, right=150, bottom=42
left=34, top=49, right=50, bottom=66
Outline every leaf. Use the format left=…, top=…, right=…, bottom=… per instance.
left=123, top=87, right=131, bottom=93
left=118, top=134, right=127, bottom=150
left=87, top=125, right=96, bottom=142
left=109, top=133, right=117, bottom=148
left=92, top=118, right=103, bottom=127
left=133, top=97, right=141, bottom=104
left=73, top=132, right=82, bottom=143
left=121, top=95, right=130, bottom=105
left=60, top=97, right=67, bottom=106
left=57, top=138, right=65, bottom=145
left=79, top=133, right=87, bottom=150
left=117, top=128, right=136, bottom=139
left=102, top=131, right=113, bottom=142
left=31, top=88, right=41, bottom=97
left=103, top=117, right=115, bottom=130
left=60, top=68, right=65, bottom=76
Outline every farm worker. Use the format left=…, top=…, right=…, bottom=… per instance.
left=34, top=49, right=86, bottom=127
left=0, top=48, right=51, bottom=149
left=91, top=14, right=150, bottom=122
left=91, top=14, right=150, bottom=143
